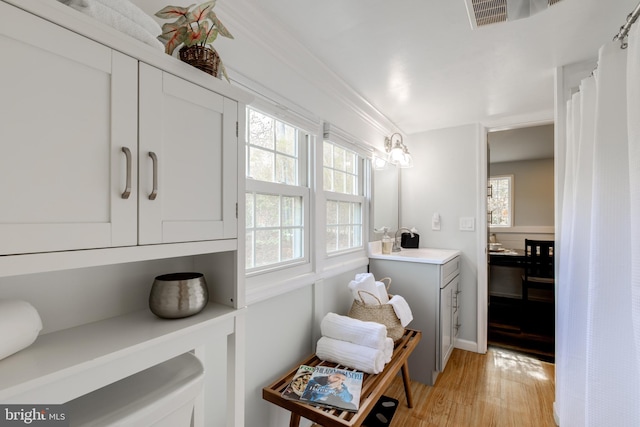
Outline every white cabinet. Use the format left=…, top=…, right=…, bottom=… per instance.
left=139, top=64, right=238, bottom=244
left=0, top=1, right=251, bottom=426
left=0, top=2, right=238, bottom=256
left=0, top=4, right=138, bottom=255
left=369, top=252, right=460, bottom=385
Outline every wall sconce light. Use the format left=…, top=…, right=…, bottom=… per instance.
left=384, top=133, right=413, bottom=168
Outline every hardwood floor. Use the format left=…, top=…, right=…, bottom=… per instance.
left=381, top=347, right=556, bottom=427
left=488, top=296, right=555, bottom=363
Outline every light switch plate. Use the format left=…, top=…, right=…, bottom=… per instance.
left=459, top=217, right=475, bottom=231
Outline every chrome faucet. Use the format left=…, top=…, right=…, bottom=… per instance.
left=392, top=227, right=415, bottom=252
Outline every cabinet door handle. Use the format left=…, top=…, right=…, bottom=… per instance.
left=148, top=151, right=158, bottom=200
left=121, top=147, right=132, bottom=199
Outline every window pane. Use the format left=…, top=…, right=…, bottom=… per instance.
left=245, top=231, right=255, bottom=269
left=326, top=200, right=338, bottom=225
left=281, top=228, right=303, bottom=261
left=246, top=193, right=255, bottom=228
left=249, top=147, right=275, bottom=182
left=323, top=141, right=333, bottom=167
left=282, top=196, right=302, bottom=227
left=338, top=201, right=351, bottom=224
left=249, top=110, right=274, bottom=149
left=345, top=174, right=355, bottom=195
left=276, top=122, right=296, bottom=155
left=334, top=171, right=346, bottom=194
left=323, top=141, right=360, bottom=196
left=323, top=168, right=333, bottom=192
left=256, top=194, right=280, bottom=227
left=255, top=230, right=280, bottom=267
left=488, top=176, right=512, bottom=226
left=276, top=154, right=296, bottom=185
left=333, top=145, right=345, bottom=170
left=326, top=226, right=338, bottom=252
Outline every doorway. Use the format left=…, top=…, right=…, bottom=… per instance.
left=486, top=124, right=555, bottom=362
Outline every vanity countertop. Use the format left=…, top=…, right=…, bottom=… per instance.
left=368, top=242, right=460, bottom=265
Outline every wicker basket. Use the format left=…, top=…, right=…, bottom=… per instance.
left=179, top=45, right=221, bottom=77
left=348, top=284, right=404, bottom=342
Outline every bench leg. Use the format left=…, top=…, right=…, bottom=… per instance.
left=401, top=362, right=414, bottom=408
left=289, top=413, right=301, bottom=427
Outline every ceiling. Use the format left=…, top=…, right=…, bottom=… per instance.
left=489, top=124, right=554, bottom=163
left=242, top=0, right=638, bottom=134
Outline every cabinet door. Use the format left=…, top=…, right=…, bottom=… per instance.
left=439, top=276, right=457, bottom=371
left=138, top=64, right=238, bottom=244
left=0, top=3, right=138, bottom=255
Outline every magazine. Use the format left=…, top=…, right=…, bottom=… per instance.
left=281, top=365, right=315, bottom=402
left=298, top=366, right=364, bottom=412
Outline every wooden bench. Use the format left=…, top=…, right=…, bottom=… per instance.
left=262, top=329, right=421, bottom=427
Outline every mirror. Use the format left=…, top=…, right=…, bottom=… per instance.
left=370, top=160, right=399, bottom=241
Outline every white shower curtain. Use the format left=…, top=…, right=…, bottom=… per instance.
left=556, top=24, right=640, bottom=426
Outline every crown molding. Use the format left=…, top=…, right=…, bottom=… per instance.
left=217, top=0, right=400, bottom=138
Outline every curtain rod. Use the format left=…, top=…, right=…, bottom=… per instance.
left=614, top=1, right=640, bottom=48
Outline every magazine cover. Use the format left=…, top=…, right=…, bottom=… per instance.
left=299, top=366, right=363, bottom=412
left=281, top=365, right=315, bottom=402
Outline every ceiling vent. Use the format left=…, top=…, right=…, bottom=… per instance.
left=464, top=0, right=564, bottom=28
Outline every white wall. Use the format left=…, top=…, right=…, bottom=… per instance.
left=244, top=266, right=366, bottom=427
left=401, top=124, right=482, bottom=347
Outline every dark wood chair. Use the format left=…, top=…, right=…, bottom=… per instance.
left=521, top=239, right=555, bottom=329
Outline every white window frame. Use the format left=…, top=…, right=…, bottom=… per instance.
left=245, top=106, right=312, bottom=276
left=488, top=174, right=514, bottom=228
left=322, top=138, right=367, bottom=257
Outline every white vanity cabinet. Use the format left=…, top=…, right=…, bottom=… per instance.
left=369, top=248, right=461, bottom=385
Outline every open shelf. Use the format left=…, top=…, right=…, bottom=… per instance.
left=0, top=303, right=242, bottom=403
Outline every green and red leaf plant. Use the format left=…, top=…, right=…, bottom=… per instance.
left=156, top=1, right=234, bottom=80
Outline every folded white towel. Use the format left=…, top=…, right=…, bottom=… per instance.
left=375, top=281, right=390, bottom=304
left=0, top=299, right=43, bottom=361
left=320, top=312, right=388, bottom=350
left=316, top=336, right=385, bottom=374
left=58, top=0, right=164, bottom=50
left=349, top=273, right=387, bottom=305
left=388, top=295, right=413, bottom=327
left=92, top=0, right=162, bottom=37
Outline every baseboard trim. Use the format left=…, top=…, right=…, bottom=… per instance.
left=454, top=338, right=479, bottom=353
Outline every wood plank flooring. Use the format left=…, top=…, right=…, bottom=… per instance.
left=380, top=347, right=556, bottom=427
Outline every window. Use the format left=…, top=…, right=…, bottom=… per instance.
left=323, top=140, right=364, bottom=253
left=245, top=108, right=310, bottom=272
left=488, top=175, right=513, bottom=227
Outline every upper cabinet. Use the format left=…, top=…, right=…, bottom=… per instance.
left=139, top=64, right=238, bottom=245
left=0, top=4, right=138, bottom=255
left=0, top=2, right=239, bottom=256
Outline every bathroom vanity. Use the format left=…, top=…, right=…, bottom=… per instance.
left=369, top=244, right=461, bottom=385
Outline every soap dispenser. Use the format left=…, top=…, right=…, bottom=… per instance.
left=381, top=227, right=393, bottom=254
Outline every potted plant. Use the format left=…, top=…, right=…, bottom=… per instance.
left=156, top=1, right=234, bottom=81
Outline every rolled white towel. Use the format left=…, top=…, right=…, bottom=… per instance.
left=316, top=336, right=385, bottom=374
left=388, top=295, right=413, bottom=327
left=321, top=312, right=388, bottom=350
left=382, top=337, right=394, bottom=363
left=0, top=299, right=43, bottom=361
left=58, top=0, right=164, bottom=50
